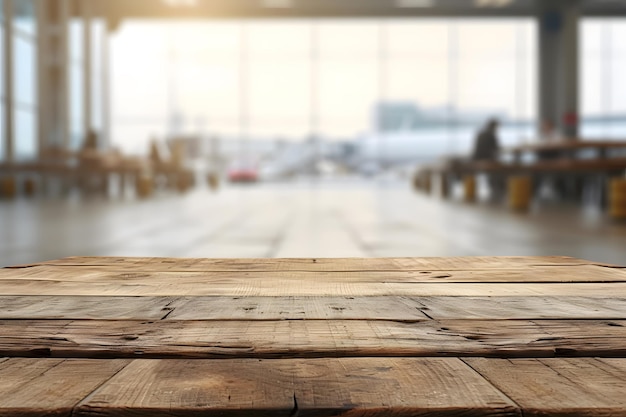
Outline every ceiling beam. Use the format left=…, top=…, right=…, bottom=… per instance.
left=83, top=0, right=626, bottom=28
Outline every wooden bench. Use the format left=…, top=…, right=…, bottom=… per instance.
left=1, top=255, right=626, bottom=415
left=414, top=142, right=626, bottom=213
left=508, top=139, right=626, bottom=162
left=0, top=152, right=193, bottom=199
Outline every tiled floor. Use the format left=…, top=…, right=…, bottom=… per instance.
left=1, top=178, right=625, bottom=266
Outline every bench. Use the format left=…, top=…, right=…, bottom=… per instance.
left=414, top=142, right=626, bottom=214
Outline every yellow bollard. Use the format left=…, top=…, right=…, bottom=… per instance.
left=609, top=178, right=626, bottom=219
left=23, top=178, right=36, bottom=196
left=0, top=177, right=17, bottom=199
left=508, top=175, right=532, bottom=211
left=208, top=173, right=220, bottom=191
left=464, top=175, right=476, bottom=203
left=176, top=172, right=193, bottom=193
left=440, top=173, right=449, bottom=199
left=423, top=172, right=432, bottom=194
left=135, top=175, right=154, bottom=199
left=413, top=172, right=422, bottom=192
left=176, top=176, right=187, bottom=193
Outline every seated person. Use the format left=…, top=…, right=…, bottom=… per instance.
left=472, top=118, right=503, bottom=198
left=472, top=119, right=500, bottom=161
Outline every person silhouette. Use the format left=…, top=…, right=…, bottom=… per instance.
left=472, top=119, right=500, bottom=161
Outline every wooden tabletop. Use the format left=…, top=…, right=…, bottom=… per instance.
left=1, top=256, right=626, bottom=416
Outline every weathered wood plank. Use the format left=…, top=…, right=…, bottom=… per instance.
left=3, top=264, right=625, bottom=283
left=0, top=295, right=425, bottom=322
left=167, top=296, right=428, bottom=321
left=173, top=294, right=626, bottom=321
left=76, top=358, right=519, bottom=417
left=1, top=319, right=625, bottom=359
left=0, top=295, right=176, bottom=320
left=416, top=296, right=626, bottom=319
left=15, top=255, right=612, bottom=271
left=464, top=358, right=626, bottom=416
left=0, top=358, right=129, bottom=416
left=1, top=275, right=626, bottom=296
left=5, top=294, right=624, bottom=322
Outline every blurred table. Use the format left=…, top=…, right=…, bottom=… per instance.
left=507, top=139, right=626, bottom=161
left=1, top=256, right=626, bottom=416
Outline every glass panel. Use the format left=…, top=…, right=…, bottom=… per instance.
left=581, top=20, right=604, bottom=137
left=14, top=107, right=36, bottom=161
left=581, top=19, right=626, bottom=139
left=0, top=23, right=4, bottom=98
left=318, top=21, right=378, bottom=138
left=69, top=18, right=84, bottom=63
left=108, top=19, right=538, bottom=160
left=609, top=21, right=626, bottom=137
left=318, top=60, right=378, bottom=138
left=456, top=20, right=519, bottom=150
left=0, top=102, right=4, bottom=161
left=248, top=21, right=310, bottom=60
left=520, top=21, right=538, bottom=141
left=110, top=21, right=244, bottom=154
left=69, top=63, right=84, bottom=150
left=92, top=19, right=104, bottom=69
left=386, top=20, right=451, bottom=157
left=13, top=35, right=36, bottom=106
left=318, top=20, right=379, bottom=61
left=91, top=20, right=104, bottom=131
left=248, top=21, right=311, bottom=139
left=248, top=61, right=310, bottom=139
left=12, top=0, right=35, bottom=36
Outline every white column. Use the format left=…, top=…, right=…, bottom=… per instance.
left=102, top=14, right=111, bottom=149
left=37, top=0, right=48, bottom=157
left=559, top=2, right=579, bottom=138
left=538, top=0, right=580, bottom=139
left=83, top=0, right=92, bottom=140
left=4, top=0, right=14, bottom=162
left=98, top=1, right=112, bottom=148
left=60, top=0, right=69, bottom=150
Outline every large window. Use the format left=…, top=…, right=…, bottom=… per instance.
left=581, top=19, right=626, bottom=139
left=12, top=0, right=37, bottom=161
left=91, top=19, right=105, bottom=135
left=68, top=15, right=84, bottom=150
left=111, top=19, right=537, bottom=161
left=0, top=1, right=5, bottom=162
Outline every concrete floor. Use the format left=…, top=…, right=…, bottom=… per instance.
left=1, top=178, right=625, bottom=266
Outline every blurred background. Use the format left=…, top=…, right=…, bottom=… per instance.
left=1, top=0, right=625, bottom=265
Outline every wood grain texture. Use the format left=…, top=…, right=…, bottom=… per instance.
left=167, top=296, right=428, bottom=321
left=4, top=263, right=624, bottom=283
left=3, top=295, right=615, bottom=322
left=416, top=296, right=626, bottom=319
left=2, top=319, right=625, bottom=359
left=2, top=272, right=626, bottom=296
left=76, top=358, right=519, bottom=417
left=1, top=256, right=626, bottom=415
left=16, top=255, right=611, bottom=271
left=0, top=295, right=176, bottom=320
left=464, top=358, right=626, bottom=416
left=0, top=358, right=129, bottom=417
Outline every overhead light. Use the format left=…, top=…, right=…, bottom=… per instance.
left=396, top=0, right=435, bottom=7
left=475, top=0, right=514, bottom=7
left=262, top=0, right=292, bottom=8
